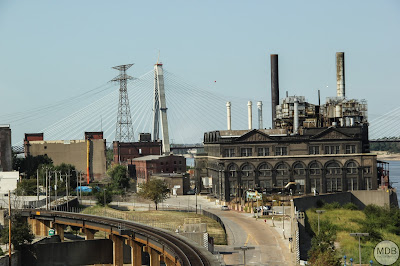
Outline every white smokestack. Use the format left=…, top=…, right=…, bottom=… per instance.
left=257, top=101, right=263, bottom=129
left=226, top=102, right=231, bottom=130
left=336, top=52, right=345, bottom=98
left=294, top=98, right=299, bottom=134
left=248, top=101, right=252, bottom=129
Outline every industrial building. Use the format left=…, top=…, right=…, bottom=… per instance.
left=0, top=171, right=19, bottom=195
left=113, top=133, right=162, bottom=164
left=152, top=173, right=190, bottom=196
left=195, top=53, right=385, bottom=202
left=130, top=154, right=186, bottom=186
left=24, top=132, right=106, bottom=182
left=0, top=125, right=12, bottom=172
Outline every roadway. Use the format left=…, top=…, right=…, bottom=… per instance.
left=163, top=195, right=295, bottom=266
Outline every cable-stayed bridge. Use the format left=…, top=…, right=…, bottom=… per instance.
left=369, top=107, right=400, bottom=142
left=4, top=64, right=399, bottom=153
left=4, top=65, right=268, bottom=150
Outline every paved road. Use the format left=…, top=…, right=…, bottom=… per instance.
left=209, top=209, right=294, bottom=266
left=163, top=195, right=295, bottom=266
left=82, top=195, right=295, bottom=265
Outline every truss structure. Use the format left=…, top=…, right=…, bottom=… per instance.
left=112, top=64, right=135, bottom=142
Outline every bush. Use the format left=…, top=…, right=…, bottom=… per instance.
left=343, top=203, right=358, bottom=210
left=95, top=189, right=113, bottom=206
left=308, top=219, right=341, bottom=266
left=324, top=202, right=341, bottom=210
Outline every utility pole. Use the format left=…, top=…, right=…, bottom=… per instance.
left=67, top=169, right=70, bottom=211
left=55, top=171, right=58, bottom=207
left=112, top=64, right=135, bottom=142
left=45, top=168, right=48, bottom=210
left=37, top=169, right=39, bottom=202
left=282, top=202, right=285, bottom=239
left=8, top=190, right=11, bottom=266
left=79, top=172, right=82, bottom=200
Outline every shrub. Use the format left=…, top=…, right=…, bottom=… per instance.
left=343, top=203, right=358, bottom=210
left=324, top=202, right=341, bottom=210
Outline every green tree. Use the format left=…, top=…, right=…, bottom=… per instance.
left=16, top=179, right=38, bottom=196
left=13, top=155, right=53, bottom=179
left=106, top=147, right=114, bottom=169
left=107, top=165, right=130, bottom=189
left=95, top=188, right=113, bottom=206
left=137, top=179, right=170, bottom=210
left=0, top=213, right=34, bottom=250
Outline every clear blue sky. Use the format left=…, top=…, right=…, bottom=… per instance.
left=1, top=1, right=399, bottom=143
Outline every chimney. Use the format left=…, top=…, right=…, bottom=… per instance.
left=294, top=98, right=299, bottom=134
left=248, top=101, right=253, bottom=129
left=257, top=101, right=263, bottom=129
left=226, top=102, right=231, bottom=130
left=271, top=54, right=279, bottom=129
left=336, top=52, right=345, bottom=98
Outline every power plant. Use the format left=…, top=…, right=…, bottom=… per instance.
left=196, top=52, right=385, bottom=202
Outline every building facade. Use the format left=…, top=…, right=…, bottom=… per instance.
left=0, top=125, right=12, bottom=172
left=152, top=173, right=190, bottom=195
left=130, top=155, right=186, bottom=185
left=195, top=126, right=378, bottom=202
left=113, top=133, right=162, bottom=164
left=24, top=132, right=106, bottom=181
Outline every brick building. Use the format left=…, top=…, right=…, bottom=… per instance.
left=113, top=133, right=162, bottom=164
left=130, top=155, right=186, bottom=186
left=24, top=132, right=106, bottom=182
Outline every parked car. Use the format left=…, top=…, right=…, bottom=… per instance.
left=221, top=205, right=229, bottom=211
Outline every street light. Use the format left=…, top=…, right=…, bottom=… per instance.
left=349, top=233, right=369, bottom=265
left=282, top=202, right=285, bottom=239
left=316, top=210, right=325, bottom=235
left=234, top=246, right=255, bottom=266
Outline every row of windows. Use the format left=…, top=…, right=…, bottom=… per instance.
left=228, top=177, right=373, bottom=194
left=227, top=161, right=370, bottom=177
left=229, top=178, right=372, bottom=195
left=223, top=144, right=357, bottom=157
left=160, top=161, right=183, bottom=165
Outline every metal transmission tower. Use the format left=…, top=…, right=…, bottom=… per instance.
left=152, top=63, right=170, bottom=154
left=112, top=64, right=135, bottom=142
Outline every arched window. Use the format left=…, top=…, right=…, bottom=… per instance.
left=346, top=161, right=358, bottom=174
left=259, top=163, right=272, bottom=177
left=241, top=164, right=254, bottom=177
left=326, top=162, right=341, bottom=175
left=276, top=163, right=288, bottom=176
left=293, top=163, right=305, bottom=175
left=309, top=162, right=321, bottom=175
left=228, top=164, right=237, bottom=178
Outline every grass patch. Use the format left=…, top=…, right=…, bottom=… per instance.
left=306, top=205, right=400, bottom=264
left=82, top=206, right=227, bottom=245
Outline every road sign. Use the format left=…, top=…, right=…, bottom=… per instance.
left=48, top=228, right=55, bottom=236
left=246, top=191, right=262, bottom=201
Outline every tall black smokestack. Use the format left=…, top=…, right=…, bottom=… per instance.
left=270, top=54, right=279, bottom=129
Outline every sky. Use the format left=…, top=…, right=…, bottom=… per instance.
left=0, top=1, right=399, bottom=144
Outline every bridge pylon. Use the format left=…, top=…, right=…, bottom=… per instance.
left=152, top=63, right=170, bottom=155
